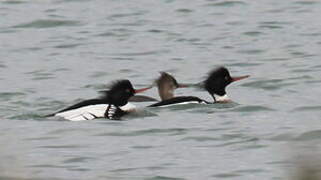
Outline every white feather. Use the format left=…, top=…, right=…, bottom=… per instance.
left=55, top=104, right=108, bottom=121
left=119, top=103, right=136, bottom=112
left=214, top=94, right=231, bottom=102
left=156, top=101, right=205, bottom=107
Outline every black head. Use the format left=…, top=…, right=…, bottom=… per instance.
left=102, top=80, right=150, bottom=106
left=204, top=67, right=249, bottom=100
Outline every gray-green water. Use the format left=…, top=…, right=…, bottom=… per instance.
left=1, top=0, right=321, bottom=179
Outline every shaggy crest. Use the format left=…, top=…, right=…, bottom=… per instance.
left=100, top=79, right=134, bottom=99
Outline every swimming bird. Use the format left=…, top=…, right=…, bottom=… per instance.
left=202, top=66, right=249, bottom=103
left=149, top=67, right=249, bottom=107
left=48, top=80, right=151, bottom=121
left=156, top=72, right=189, bottom=100
left=128, top=72, right=188, bottom=102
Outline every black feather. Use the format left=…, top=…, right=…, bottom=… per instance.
left=203, top=66, right=232, bottom=96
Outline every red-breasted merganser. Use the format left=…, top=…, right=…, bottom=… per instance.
left=149, top=67, right=249, bottom=107
left=48, top=80, right=151, bottom=121
left=156, top=72, right=188, bottom=100
left=128, top=72, right=188, bottom=102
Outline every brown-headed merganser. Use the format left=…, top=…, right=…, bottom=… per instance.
left=48, top=80, right=151, bottom=121
left=128, top=72, right=188, bottom=102
left=156, top=72, right=189, bottom=100
left=149, top=67, right=249, bottom=107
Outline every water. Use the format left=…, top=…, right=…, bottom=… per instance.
left=1, top=0, right=321, bottom=179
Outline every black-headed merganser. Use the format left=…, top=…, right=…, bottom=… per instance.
left=48, top=80, right=151, bottom=121
left=149, top=67, right=249, bottom=107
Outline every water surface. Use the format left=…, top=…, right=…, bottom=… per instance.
left=1, top=0, right=321, bottom=179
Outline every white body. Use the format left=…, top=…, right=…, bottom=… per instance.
left=154, top=101, right=207, bottom=107
left=214, top=94, right=231, bottom=103
left=55, top=103, right=136, bottom=121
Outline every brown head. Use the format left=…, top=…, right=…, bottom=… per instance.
left=156, top=72, right=188, bottom=100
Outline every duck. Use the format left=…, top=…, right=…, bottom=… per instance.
left=149, top=67, right=249, bottom=107
left=48, top=80, right=151, bottom=121
left=156, top=71, right=189, bottom=100
left=128, top=72, right=188, bottom=102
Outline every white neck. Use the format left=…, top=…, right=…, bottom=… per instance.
left=119, top=103, right=136, bottom=112
left=214, top=94, right=231, bottom=103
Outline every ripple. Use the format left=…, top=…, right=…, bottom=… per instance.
left=0, top=29, right=18, bottom=34
left=261, top=21, right=292, bottom=25
left=0, top=92, right=25, bottom=101
left=241, top=79, right=296, bottom=90
left=25, top=70, right=55, bottom=80
left=266, top=160, right=291, bottom=165
left=285, top=44, right=302, bottom=48
left=207, top=1, right=246, bottom=7
left=258, top=25, right=282, bottom=29
left=111, top=166, right=167, bottom=173
left=68, top=168, right=90, bottom=172
left=62, top=157, right=94, bottom=164
left=269, top=133, right=295, bottom=141
left=313, top=65, right=321, bottom=69
left=243, top=31, right=264, bottom=36
left=180, top=136, right=219, bottom=142
left=13, top=19, right=81, bottom=29
left=304, top=80, right=321, bottom=84
left=96, top=28, right=134, bottom=38
left=294, top=1, right=319, bottom=5
left=236, top=144, right=268, bottom=150
left=96, top=128, right=188, bottom=137
left=237, top=49, right=265, bottom=55
left=228, top=62, right=262, bottom=67
left=131, top=145, right=155, bottom=149
left=234, top=168, right=265, bottom=174
left=205, top=127, right=231, bottom=132
left=89, top=71, right=110, bottom=78
left=175, top=8, right=193, bottom=13
left=299, top=32, right=321, bottom=37
left=110, top=57, right=135, bottom=61
left=38, top=145, right=86, bottom=149
left=82, top=83, right=105, bottom=89
left=176, top=38, right=201, bottom=43
left=1, top=0, right=27, bottom=4
left=47, top=128, right=94, bottom=135
left=145, top=176, right=185, bottom=180
left=53, top=68, right=70, bottom=72
left=96, top=32, right=117, bottom=37
left=214, top=137, right=259, bottom=148
left=292, top=106, right=321, bottom=112
left=147, top=29, right=164, bottom=33
left=212, top=173, right=241, bottom=178
left=264, top=57, right=290, bottom=61
left=290, top=69, right=313, bottom=73
left=233, top=105, right=275, bottom=112
left=0, top=176, right=61, bottom=180
left=108, top=12, right=146, bottom=19
left=295, top=130, right=321, bottom=141
left=292, top=52, right=315, bottom=58
left=25, top=136, right=60, bottom=141
left=9, top=113, right=45, bottom=121
left=258, top=21, right=290, bottom=29
left=54, top=43, right=82, bottom=49
left=114, top=50, right=164, bottom=57
left=29, top=164, right=76, bottom=169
